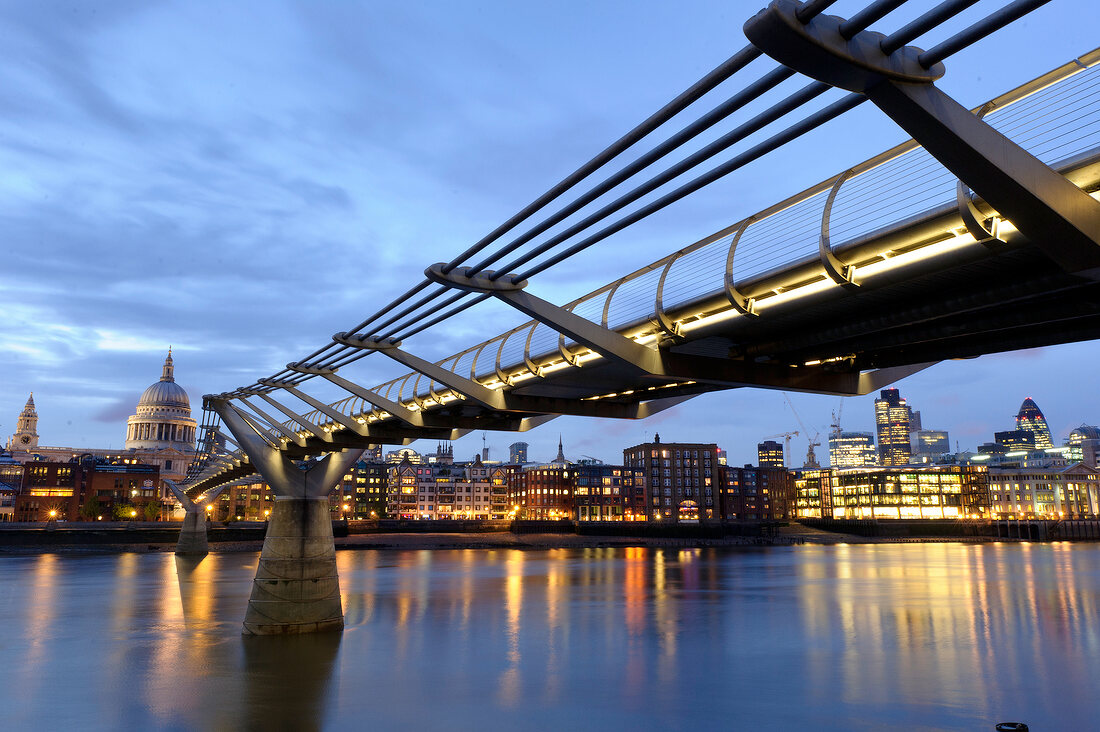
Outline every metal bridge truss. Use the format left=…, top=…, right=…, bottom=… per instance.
left=186, top=0, right=1100, bottom=495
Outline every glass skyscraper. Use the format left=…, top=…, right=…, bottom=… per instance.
left=1016, top=397, right=1054, bottom=449
left=875, top=388, right=911, bottom=466
left=829, top=431, right=877, bottom=468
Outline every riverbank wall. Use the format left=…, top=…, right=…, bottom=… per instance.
left=798, top=517, right=1100, bottom=541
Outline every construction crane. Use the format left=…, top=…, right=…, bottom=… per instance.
left=830, top=398, right=846, bottom=437
left=762, top=431, right=798, bottom=467
left=784, top=394, right=821, bottom=468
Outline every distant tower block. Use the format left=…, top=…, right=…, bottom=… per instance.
left=757, top=440, right=784, bottom=468
left=875, top=388, right=911, bottom=466
left=509, top=441, right=529, bottom=464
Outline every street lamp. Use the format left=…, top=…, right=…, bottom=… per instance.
left=130, top=509, right=137, bottom=519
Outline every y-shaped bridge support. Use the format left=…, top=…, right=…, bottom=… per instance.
left=210, top=398, right=364, bottom=635
left=164, top=479, right=228, bottom=555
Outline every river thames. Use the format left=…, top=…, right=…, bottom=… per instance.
left=1, top=542, right=1097, bottom=730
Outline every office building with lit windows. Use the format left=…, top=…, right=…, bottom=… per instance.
left=215, top=479, right=274, bottom=521
left=623, top=434, right=718, bottom=521
left=910, top=429, right=950, bottom=463
left=874, top=388, right=911, bottom=466
left=757, top=440, right=785, bottom=468
left=995, top=429, right=1036, bottom=451
left=1066, top=425, right=1100, bottom=464
left=794, top=465, right=989, bottom=520
left=829, top=431, right=877, bottom=468
left=334, top=459, right=388, bottom=519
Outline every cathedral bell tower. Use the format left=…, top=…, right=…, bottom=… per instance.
left=8, top=393, right=39, bottom=450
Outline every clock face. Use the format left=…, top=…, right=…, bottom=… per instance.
left=19, top=435, right=30, bottom=445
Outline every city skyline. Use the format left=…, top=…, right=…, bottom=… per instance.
left=2, top=1, right=1099, bottom=467
left=6, top=353, right=1096, bottom=468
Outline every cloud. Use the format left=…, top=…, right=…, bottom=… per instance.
left=1, top=0, right=1096, bottom=461
left=93, top=396, right=138, bottom=424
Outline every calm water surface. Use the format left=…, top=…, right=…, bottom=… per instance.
left=1, top=543, right=1098, bottom=730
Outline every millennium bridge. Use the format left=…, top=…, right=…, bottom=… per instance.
left=175, top=0, right=1100, bottom=634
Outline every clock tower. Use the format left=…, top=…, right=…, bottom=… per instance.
left=7, top=393, right=39, bottom=450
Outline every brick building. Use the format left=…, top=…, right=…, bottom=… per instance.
left=508, top=467, right=574, bottom=520
left=13, top=455, right=160, bottom=521
left=623, top=435, right=718, bottom=521
left=718, top=465, right=796, bottom=520
left=573, top=464, right=646, bottom=521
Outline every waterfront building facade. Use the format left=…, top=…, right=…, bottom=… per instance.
left=13, top=456, right=161, bottom=522
left=795, top=466, right=989, bottom=520
left=508, top=466, right=574, bottom=520
left=387, top=458, right=510, bottom=519
left=717, top=465, right=796, bottom=520
left=0, top=453, right=22, bottom=521
left=987, top=464, right=1100, bottom=518
left=874, top=389, right=911, bottom=466
left=216, top=479, right=274, bottom=521
left=623, top=435, right=718, bottom=521
left=334, top=460, right=388, bottom=519
left=573, top=464, right=646, bottom=521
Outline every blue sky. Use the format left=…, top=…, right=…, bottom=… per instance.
left=2, top=0, right=1099, bottom=465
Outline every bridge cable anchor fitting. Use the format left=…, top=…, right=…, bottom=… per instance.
left=424, top=263, right=529, bottom=293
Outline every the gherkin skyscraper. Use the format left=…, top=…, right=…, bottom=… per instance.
left=1016, top=397, right=1053, bottom=449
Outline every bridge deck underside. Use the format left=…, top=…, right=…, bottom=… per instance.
left=187, top=51, right=1100, bottom=494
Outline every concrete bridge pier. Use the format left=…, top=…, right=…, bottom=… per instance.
left=243, top=496, right=344, bottom=635
left=164, top=480, right=227, bottom=556
left=177, top=510, right=210, bottom=554
left=208, top=397, right=365, bottom=635
left=238, top=449, right=363, bottom=635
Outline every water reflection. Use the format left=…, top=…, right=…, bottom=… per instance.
left=239, top=633, right=341, bottom=731
left=796, top=543, right=1100, bottom=727
left=2, top=545, right=1099, bottom=730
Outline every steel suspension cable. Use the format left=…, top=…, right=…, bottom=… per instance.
left=493, top=81, right=833, bottom=280
left=510, top=93, right=868, bottom=284
left=881, top=0, right=981, bottom=54
left=918, top=0, right=1054, bottom=68
left=463, top=66, right=798, bottom=278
